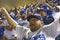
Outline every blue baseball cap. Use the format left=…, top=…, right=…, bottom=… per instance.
left=27, top=14, right=43, bottom=21
left=20, top=9, right=26, bottom=15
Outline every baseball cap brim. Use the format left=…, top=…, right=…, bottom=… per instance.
left=27, top=14, right=43, bottom=21
left=27, top=15, right=38, bottom=21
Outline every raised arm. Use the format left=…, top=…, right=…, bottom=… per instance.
left=45, top=3, right=53, bottom=11
left=0, top=7, right=18, bottom=27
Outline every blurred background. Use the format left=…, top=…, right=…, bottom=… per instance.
left=0, top=0, right=37, bottom=10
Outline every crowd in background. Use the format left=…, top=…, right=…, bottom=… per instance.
left=0, top=0, right=60, bottom=40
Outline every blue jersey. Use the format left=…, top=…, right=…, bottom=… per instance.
left=14, top=18, right=19, bottom=22
left=30, top=34, right=45, bottom=40
left=40, top=4, right=52, bottom=15
left=0, top=28, right=4, bottom=37
left=43, top=15, right=54, bottom=25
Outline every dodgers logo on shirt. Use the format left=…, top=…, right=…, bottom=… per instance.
left=31, top=34, right=46, bottom=40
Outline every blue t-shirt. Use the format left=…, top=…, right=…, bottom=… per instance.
left=43, top=15, right=54, bottom=25
left=14, top=18, right=19, bottom=22
left=0, top=28, right=4, bottom=37
left=40, top=4, right=52, bottom=15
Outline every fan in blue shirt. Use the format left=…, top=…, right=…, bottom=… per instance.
left=0, top=17, right=5, bottom=40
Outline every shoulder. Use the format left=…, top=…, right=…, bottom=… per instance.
left=16, top=25, right=29, bottom=31
left=52, top=12, right=60, bottom=20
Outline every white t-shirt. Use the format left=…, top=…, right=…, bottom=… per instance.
left=18, top=19, right=30, bottom=28
left=15, top=20, right=60, bottom=40
left=15, top=12, right=60, bottom=40
left=15, top=25, right=30, bottom=40
left=0, top=20, right=10, bottom=26
left=27, top=12, right=60, bottom=40
left=27, top=19, right=60, bottom=40
left=52, top=12, right=60, bottom=20
left=4, top=29, right=17, bottom=39
left=57, top=6, right=60, bottom=9
left=15, top=23, right=57, bottom=40
left=9, top=12, right=15, bottom=18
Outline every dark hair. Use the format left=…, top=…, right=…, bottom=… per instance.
left=27, top=15, right=39, bottom=21
left=36, top=8, right=46, bottom=13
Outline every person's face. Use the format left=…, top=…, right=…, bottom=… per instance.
left=21, top=14, right=27, bottom=20
left=39, top=11, right=47, bottom=18
left=29, top=18, right=43, bottom=32
left=0, top=19, right=3, bottom=24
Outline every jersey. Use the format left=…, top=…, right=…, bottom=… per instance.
left=43, top=15, right=54, bottom=25
left=15, top=19, right=60, bottom=40
left=52, top=12, right=60, bottom=20
left=4, top=29, right=16, bottom=39
left=9, top=12, right=15, bottom=19
left=27, top=12, right=60, bottom=40
left=15, top=12, right=60, bottom=40
left=0, top=20, right=10, bottom=38
left=40, top=4, right=52, bottom=15
left=18, top=19, right=30, bottom=28
left=15, top=25, right=30, bottom=40
left=28, top=19, right=60, bottom=40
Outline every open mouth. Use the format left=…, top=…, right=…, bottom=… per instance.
left=30, top=23, right=35, bottom=26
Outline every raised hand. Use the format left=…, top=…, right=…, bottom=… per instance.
left=0, top=8, right=3, bottom=12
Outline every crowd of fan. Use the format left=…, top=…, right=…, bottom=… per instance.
left=0, top=0, right=60, bottom=40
